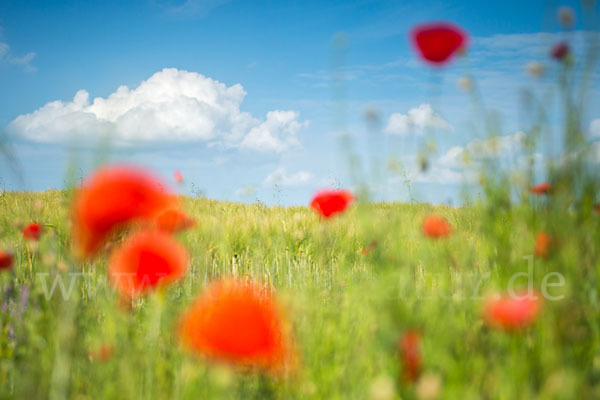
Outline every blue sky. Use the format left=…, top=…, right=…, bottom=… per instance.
left=1, top=0, right=599, bottom=205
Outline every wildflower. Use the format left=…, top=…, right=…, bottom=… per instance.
left=33, top=200, right=43, bottom=212
left=108, top=230, right=188, bottom=298
left=155, top=208, right=196, bottom=233
left=529, top=182, right=552, bottom=195
left=456, top=76, right=473, bottom=91
left=369, top=375, right=395, bottom=400
left=174, top=170, right=184, bottom=184
left=0, top=251, right=14, bottom=270
left=363, top=106, right=381, bottom=125
left=415, top=372, right=442, bottom=400
left=557, top=6, right=575, bottom=28
left=71, top=165, right=175, bottom=257
left=525, top=62, right=544, bottom=77
left=361, top=240, right=378, bottom=255
left=179, top=279, right=292, bottom=372
left=418, top=154, right=429, bottom=172
left=398, top=330, right=422, bottom=382
left=310, top=189, right=355, bottom=218
left=484, top=291, right=542, bottom=331
left=535, top=231, right=552, bottom=258
left=42, top=253, right=56, bottom=267
left=88, top=344, right=114, bottom=362
left=422, top=215, right=452, bottom=238
left=411, top=22, right=468, bottom=66
left=22, top=222, right=42, bottom=240
left=550, top=42, right=570, bottom=61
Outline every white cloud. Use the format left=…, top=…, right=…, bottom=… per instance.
left=438, top=146, right=465, bottom=169
left=438, top=131, right=526, bottom=168
left=412, top=165, right=464, bottom=185
left=590, top=119, right=600, bottom=138
left=263, top=167, right=312, bottom=187
left=0, top=39, right=36, bottom=71
left=384, top=104, right=453, bottom=136
left=466, top=130, right=525, bottom=157
left=8, top=68, right=307, bottom=152
left=419, top=131, right=530, bottom=185
left=241, top=110, right=308, bottom=152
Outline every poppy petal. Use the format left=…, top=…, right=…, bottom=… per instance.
left=72, top=165, right=175, bottom=257
left=310, top=189, right=355, bottom=218
left=411, top=22, right=468, bottom=65
left=179, top=279, right=292, bottom=372
left=108, top=230, right=188, bottom=297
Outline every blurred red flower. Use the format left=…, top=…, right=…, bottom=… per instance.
left=310, top=189, right=355, bottom=218
left=174, top=170, right=184, bottom=184
left=422, top=215, right=452, bottom=238
left=0, top=251, right=14, bottom=270
left=155, top=208, right=196, bottom=233
left=179, top=279, right=292, bottom=372
left=529, top=182, right=552, bottom=195
left=22, top=222, right=42, bottom=241
left=361, top=240, right=378, bottom=255
left=109, top=230, right=188, bottom=297
left=411, top=22, right=468, bottom=65
left=484, top=291, right=542, bottom=331
left=88, top=344, right=114, bottom=362
left=551, top=42, right=570, bottom=60
left=535, top=231, right=552, bottom=258
left=72, top=165, right=175, bottom=257
left=398, top=330, right=422, bottom=382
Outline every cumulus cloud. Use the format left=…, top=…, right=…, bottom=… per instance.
left=387, top=157, right=465, bottom=186
left=416, top=131, right=530, bottom=185
left=384, top=104, right=453, bottom=136
left=263, top=167, right=312, bottom=187
left=438, top=131, right=526, bottom=168
left=8, top=68, right=307, bottom=152
left=241, top=111, right=308, bottom=152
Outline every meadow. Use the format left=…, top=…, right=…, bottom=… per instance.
left=0, top=186, right=599, bottom=399
left=1, top=10, right=600, bottom=400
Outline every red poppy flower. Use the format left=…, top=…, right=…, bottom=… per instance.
left=0, top=250, right=14, bottom=270
left=155, top=208, right=196, bottom=233
left=484, top=291, right=542, bottom=331
left=174, top=170, right=184, bottom=184
left=398, top=330, right=422, bottom=382
left=594, top=204, right=600, bottom=214
left=529, top=182, right=552, bottom=195
left=551, top=42, right=570, bottom=60
left=179, top=279, right=292, bottom=372
left=422, top=215, right=453, bottom=238
left=108, top=230, right=188, bottom=297
left=411, top=22, right=468, bottom=65
left=535, top=231, right=552, bottom=258
left=22, top=222, right=42, bottom=241
left=310, top=189, right=355, bottom=218
left=72, top=165, right=175, bottom=257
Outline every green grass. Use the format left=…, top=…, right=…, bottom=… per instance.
left=0, top=189, right=598, bottom=399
